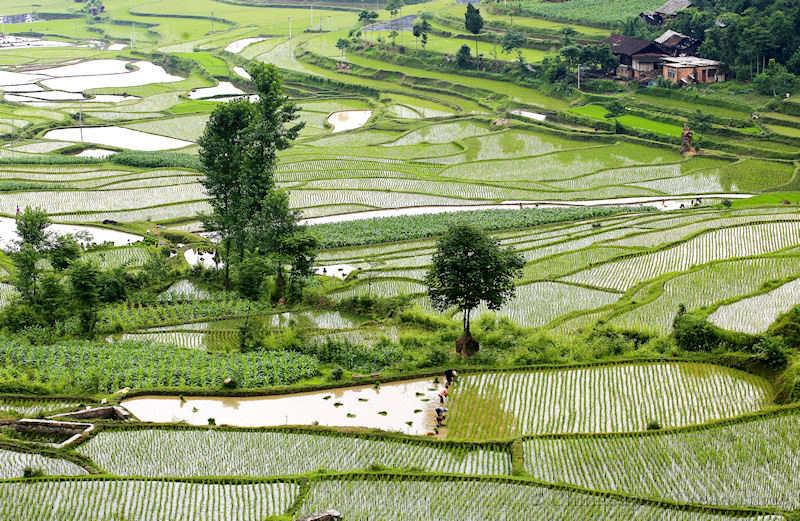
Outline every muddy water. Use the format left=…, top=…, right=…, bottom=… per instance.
left=122, top=377, right=446, bottom=435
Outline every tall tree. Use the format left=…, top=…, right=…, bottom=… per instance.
left=464, top=4, right=484, bottom=63
left=251, top=190, right=317, bottom=302
left=198, top=100, right=254, bottom=286
left=426, top=225, right=524, bottom=357
left=198, top=63, right=304, bottom=287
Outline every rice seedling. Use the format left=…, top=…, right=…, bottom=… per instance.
left=79, top=429, right=511, bottom=477
left=300, top=476, right=780, bottom=521
left=445, top=363, right=772, bottom=439
left=523, top=411, right=800, bottom=509
left=0, top=479, right=298, bottom=520
left=0, top=448, right=86, bottom=479
left=564, top=222, right=800, bottom=291
left=709, top=277, right=800, bottom=334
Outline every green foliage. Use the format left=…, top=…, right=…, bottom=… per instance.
left=0, top=336, right=319, bottom=393
left=310, top=207, right=639, bottom=249
left=15, top=208, right=49, bottom=251
left=426, top=225, right=524, bottom=354
left=672, top=306, right=720, bottom=352
left=753, top=61, right=799, bottom=96
left=111, top=151, right=201, bottom=170
left=456, top=44, right=472, bottom=69
left=68, top=260, right=101, bottom=336
left=769, top=306, right=800, bottom=348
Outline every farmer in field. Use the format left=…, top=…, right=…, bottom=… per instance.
left=435, top=407, right=447, bottom=427
left=438, top=387, right=449, bottom=404
left=444, top=369, right=458, bottom=386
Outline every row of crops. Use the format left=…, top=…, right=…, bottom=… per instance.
left=0, top=474, right=783, bottom=521
left=444, top=363, right=772, bottom=439
left=0, top=448, right=86, bottom=479
left=317, top=206, right=800, bottom=336
left=523, top=410, right=800, bottom=509
left=78, top=429, right=511, bottom=477
left=0, top=338, right=318, bottom=393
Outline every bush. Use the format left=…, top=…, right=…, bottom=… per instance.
left=22, top=466, right=43, bottom=478
left=751, top=335, right=789, bottom=370
left=331, top=366, right=344, bottom=381
left=646, top=419, right=661, bottom=430
left=769, top=306, right=800, bottom=348
left=672, top=307, right=719, bottom=352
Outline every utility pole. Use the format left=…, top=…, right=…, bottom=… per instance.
left=310, top=4, right=313, bottom=30
left=577, top=64, right=582, bottom=91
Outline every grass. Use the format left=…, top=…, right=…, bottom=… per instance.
left=175, top=52, right=230, bottom=77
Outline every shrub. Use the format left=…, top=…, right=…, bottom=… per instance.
left=672, top=307, right=719, bottom=352
left=751, top=335, right=789, bottom=370
left=22, top=466, right=43, bottom=478
left=646, top=419, right=662, bottom=430
left=769, top=306, right=800, bottom=348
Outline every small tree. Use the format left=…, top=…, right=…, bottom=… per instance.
left=358, top=10, right=378, bottom=24
left=501, top=30, right=525, bottom=55
left=386, top=0, right=403, bottom=17
left=456, top=44, right=472, bottom=68
left=49, top=234, right=81, bottom=271
left=426, top=225, right=524, bottom=357
left=464, top=4, right=484, bottom=64
left=606, top=100, right=625, bottom=118
left=15, top=207, right=50, bottom=251
left=336, top=38, right=349, bottom=56
left=412, top=19, right=431, bottom=49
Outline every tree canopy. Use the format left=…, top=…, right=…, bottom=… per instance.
left=426, top=225, right=524, bottom=356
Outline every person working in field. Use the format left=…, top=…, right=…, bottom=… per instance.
left=444, top=369, right=458, bottom=386
left=438, top=387, right=449, bottom=404
left=435, top=407, right=447, bottom=427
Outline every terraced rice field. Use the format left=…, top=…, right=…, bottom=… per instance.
left=0, top=480, right=298, bottom=520
left=445, top=363, right=772, bottom=439
left=299, top=477, right=781, bottom=521
left=0, top=449, right=86, bottom=479
left=523, top=411, right=800, bottom=509
left=79, top=429, right=511, bottom=476
left=709, top=277, right=800, bottom=334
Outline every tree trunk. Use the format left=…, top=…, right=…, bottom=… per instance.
left=456, top=308, right=479, bottom=357
left=275, top=265, right=286, bottom=303
left=223, top=238, right=232, bottom=289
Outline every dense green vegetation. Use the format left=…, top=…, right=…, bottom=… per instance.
left=0, top=0, right=797, bottom=518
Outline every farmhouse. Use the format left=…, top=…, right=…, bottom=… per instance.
left=606, top=34, right=666, bottom=81
left=641, top=0, right=692, bottom=25
left=655, top=30, right=700, bottom=56
left=662, top=56, right=725, bottom=84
